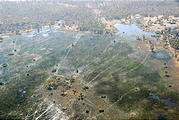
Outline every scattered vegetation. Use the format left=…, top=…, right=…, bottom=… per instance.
left=0, top=0, right=178, bottom=119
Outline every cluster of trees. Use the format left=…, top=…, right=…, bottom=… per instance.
left=0, top=1, right=105, bottom=34
left=160, top=27, right=179, bottom=50
left=168, top=28, right=179, bottom=50
left=170, top=38, right=179, bottom=50
left=44, top=77, right=58, bottom=90
left=100, top=1, right=179, bottom=20
left=44, top=75, right=76, bottom=91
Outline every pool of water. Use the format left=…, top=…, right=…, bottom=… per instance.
left=114, top=23, right=154, bottom=39
left=23, top=25, right=59, bottom=38
left=152, top=50, right=172, bottom=61
left=149, top=93, right=176, bottom=107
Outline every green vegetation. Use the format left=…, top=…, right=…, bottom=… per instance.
left=151, top=34, right=161, bottom=37
left=0, top=70, right=48, bottom=119
left=155, top=31, right=163, bottom=34
left=91, top=57, right=179, bottom=119
left=100, top=1, right=179, bottom=20
left=0, top=40, right=64, bottom=118
left=70, top=78, right=75, bottom=83
left=160, top=27, right=179, bottom=50
left=44, top=78, right=58, bottom=90
left=0, top=0, right=178, bottom=119
left=170, top=39, right=179, bottom=50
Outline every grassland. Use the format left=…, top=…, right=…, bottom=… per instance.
left=0, top=0, right=179, bottom=119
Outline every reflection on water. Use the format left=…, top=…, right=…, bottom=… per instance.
left=114, top=23, right=154, bottom=39
left=149, top=93, right=176, bottom=107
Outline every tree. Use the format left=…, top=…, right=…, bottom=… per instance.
left=164, top=70, right=169, bottom=77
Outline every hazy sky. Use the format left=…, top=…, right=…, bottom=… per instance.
left=0, top=0, right=173, bottom=1
left=0, top=0, right=26, bottom=1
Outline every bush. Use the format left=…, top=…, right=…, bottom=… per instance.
left=70, top=78, right=75, bottom=83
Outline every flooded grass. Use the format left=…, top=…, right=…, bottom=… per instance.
left=0, top=24, right=179, bottom=119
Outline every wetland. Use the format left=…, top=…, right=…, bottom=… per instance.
left=0, top=0, right=179, bottom=119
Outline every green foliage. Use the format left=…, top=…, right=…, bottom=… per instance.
left=70, top=78, right=75, bottom=83
left=44, top=78, right=58, bottom=90
left=52, top=75, right=57, bottom=79
left=82, top=86, right=89, bottom=91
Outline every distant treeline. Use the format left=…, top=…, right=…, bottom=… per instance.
left=0, top=0, right=178, bottom=34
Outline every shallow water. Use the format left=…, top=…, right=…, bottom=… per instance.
left=114, top=23, right=154, bottom=39
left=149, top=93, right=176, bottom=107
left=152, top=50, right=172, bottom=61
left=0, top=23, right=178, bottom=119
left=24, top=26, right=58, bottom=38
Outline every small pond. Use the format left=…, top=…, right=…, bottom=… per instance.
left=152, top=50, right=172, bottom=61
left=148, top=93, right=176, bottom=107
left=114, top=23, right=154, bottom=39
